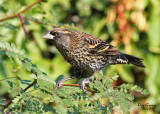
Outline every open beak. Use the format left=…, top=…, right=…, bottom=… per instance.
left=41, top=32, right=54, bottom=39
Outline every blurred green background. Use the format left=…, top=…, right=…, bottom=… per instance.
left=0, top=0, right=159, bottom=113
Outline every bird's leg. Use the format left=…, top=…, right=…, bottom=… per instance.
left=80, top=76, right=93, bottom=92
left=56, top=68, right=81, bottom=89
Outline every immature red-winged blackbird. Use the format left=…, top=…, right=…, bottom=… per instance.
left=42, top=28, right=145, bottom=90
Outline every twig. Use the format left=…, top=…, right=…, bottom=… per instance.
left=62, top=84, right=80, bottom=87
left=23, top=17, right=59, bottom=28
left=0, top=0, right=42, bottom=22
left=23, top=17, right=44, bottom=25
left=62, top=84, right=97, bottom=95
left=0, top=77, right=17, bottom=82
left=19, top=13, right=29, bottom=42
left=3, top=76, right=37, bottom=109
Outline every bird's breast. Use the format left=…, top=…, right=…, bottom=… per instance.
left=56, top=45, right=107, bottom=71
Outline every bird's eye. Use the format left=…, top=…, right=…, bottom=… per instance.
left=50, top=32, right=61, bottom=36
left=55, top=32, right=60, bottom=36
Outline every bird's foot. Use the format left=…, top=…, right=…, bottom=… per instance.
left=56, top=76, right=79, bottom=90
left=80, top=83, right=87, bottom=94
left=56, top=79, right=64, bottom=90
left=80, top=76, right=92, bottom=94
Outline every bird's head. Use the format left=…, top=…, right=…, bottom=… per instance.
left=42, top=28, right=74, bottom=48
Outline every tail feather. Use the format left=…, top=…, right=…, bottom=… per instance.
left=116, top=53, right=145, bottom=67
left=125, top=54, right=145, bottom=67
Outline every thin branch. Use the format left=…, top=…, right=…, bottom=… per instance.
left=23, top=17, right=45, bottom=24
left=62, top=84, right=80, bottom=87
left=19, top=13, right=29, bottom=42
left=0, top=0, right=42, bottom=22
left=62, top=84, right=97, bottom=95
left=23, top=17, right=59, bottom=28
left=3, top=76, right=37, bottom=109
left=0, top=77, right=17, bottom=82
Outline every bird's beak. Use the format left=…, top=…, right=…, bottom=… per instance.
left=41, top=32, right=54, bottom=39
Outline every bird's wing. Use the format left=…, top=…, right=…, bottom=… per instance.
left=82, top=33, right=119, bottom=55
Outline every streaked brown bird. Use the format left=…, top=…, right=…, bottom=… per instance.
left=42, top=28, right=145, bottom=91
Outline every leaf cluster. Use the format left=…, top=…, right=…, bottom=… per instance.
left=0, top=41, right=148, bottom=113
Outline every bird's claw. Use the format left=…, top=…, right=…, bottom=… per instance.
left=80, top=83, right=87, bottom=94
left=80, top=76, right=92, bottom=94
left=80, top=84, right=85, bottom=91
left=56, top=79, right=64, bottom=90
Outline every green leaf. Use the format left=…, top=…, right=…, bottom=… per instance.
left=111, top=75, right=119, bottom=80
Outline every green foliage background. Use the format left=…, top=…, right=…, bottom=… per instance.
left=0, top=0, right=159, bottom=113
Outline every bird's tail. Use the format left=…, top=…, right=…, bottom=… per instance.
left=116, top=53, right=145, bottom=67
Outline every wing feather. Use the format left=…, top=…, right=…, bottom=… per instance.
left=82, top=33, right=119, bottom=55
left=81, top=32, right=145, bottom=67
